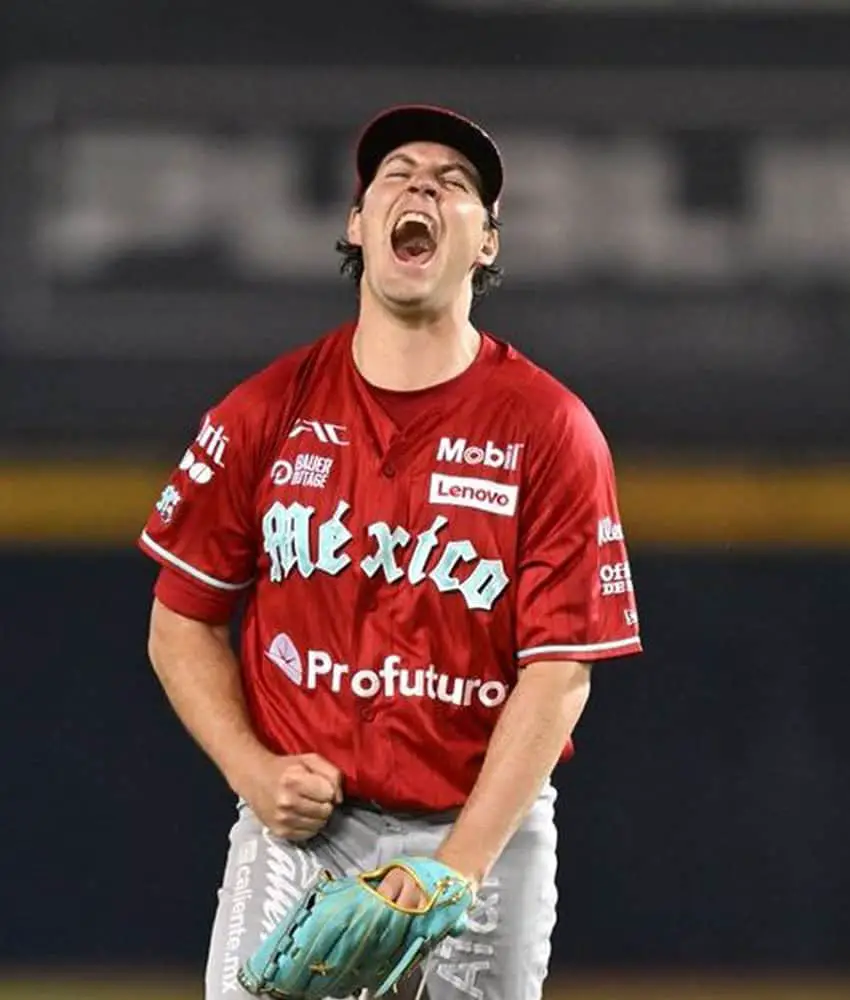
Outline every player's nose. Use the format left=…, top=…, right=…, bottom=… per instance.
left=406, top=177, right=439, bottom=200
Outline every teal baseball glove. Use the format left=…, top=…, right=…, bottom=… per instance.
left=237, top=856, right=475, bottom=999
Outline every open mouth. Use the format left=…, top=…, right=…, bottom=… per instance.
left=390, top=211, right=437, bottom=264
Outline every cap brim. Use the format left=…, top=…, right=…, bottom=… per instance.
left=356, top=105, right=503, bottom=210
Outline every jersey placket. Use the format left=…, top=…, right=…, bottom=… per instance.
left=351, top=411, right=419, bottom=804
left=359, top=423, right=412, bottom=695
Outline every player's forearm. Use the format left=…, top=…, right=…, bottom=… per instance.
left=435, top=660, right=591, bottom=887
left=147, top=598, right=274, bottom=794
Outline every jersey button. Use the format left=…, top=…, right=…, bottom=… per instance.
left=381, top=462, right=396, bottom=478
left=361, top=707, right=376, bottom=722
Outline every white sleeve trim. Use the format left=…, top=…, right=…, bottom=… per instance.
left=517, top=636, right=642, bottom=658
left=139, top=530, right=254, bottom=592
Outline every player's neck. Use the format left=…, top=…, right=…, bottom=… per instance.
left=352, top=293, right=481, bottom=392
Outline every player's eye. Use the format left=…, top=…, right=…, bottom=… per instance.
left=444, top=176, right=469, bottom=191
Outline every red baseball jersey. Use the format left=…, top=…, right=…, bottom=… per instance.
left=139, top=323, right=641, bottom=811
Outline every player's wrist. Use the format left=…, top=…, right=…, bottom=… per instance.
left=221, top=740, right=278, bottom=798
left=432, top=844, right=486, bottom=892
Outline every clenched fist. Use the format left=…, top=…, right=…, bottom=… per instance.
left=241, top=752, right=343, bottom=841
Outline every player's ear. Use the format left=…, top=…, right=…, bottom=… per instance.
left=477, top=221, right=499, bottom=267
left=346, top=202, right=363, bottom=247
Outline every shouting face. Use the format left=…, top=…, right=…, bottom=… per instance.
left=347, top=141, right=499, bottom=315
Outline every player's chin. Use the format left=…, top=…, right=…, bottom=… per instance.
left=382, top=284, right=438, bottom=313
left=381, top=265, right=439, bottom=305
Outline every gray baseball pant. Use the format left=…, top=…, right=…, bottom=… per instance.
left=205, top=786, right=559, bottom=1000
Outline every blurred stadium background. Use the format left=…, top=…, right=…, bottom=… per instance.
left=3, top=1, right=850, bottom=997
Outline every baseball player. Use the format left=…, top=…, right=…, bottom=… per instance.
left=139, top=105, right=642, bottom=1000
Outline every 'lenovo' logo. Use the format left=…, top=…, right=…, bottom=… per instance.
left=429, top=473, right=518, bottom=517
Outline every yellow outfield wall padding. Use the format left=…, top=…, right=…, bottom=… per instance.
left=1, top=461, right=850, bottom=546
left=0, top=463, right=170, bottom=544
left=616, top=464, right=850, bottom=546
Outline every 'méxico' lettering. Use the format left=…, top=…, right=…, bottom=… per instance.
left=261, top=500, right=509, bottom=611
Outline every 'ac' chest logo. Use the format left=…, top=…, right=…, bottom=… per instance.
left=261, top=499, right=509, bottom=612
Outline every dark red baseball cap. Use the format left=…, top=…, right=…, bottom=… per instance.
left=355, top=105, right=504, bottom=210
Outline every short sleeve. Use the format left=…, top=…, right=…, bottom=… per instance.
left=515, top=397, right=642, bottom=665
left=137, top=389, right=260, bottom=622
